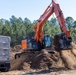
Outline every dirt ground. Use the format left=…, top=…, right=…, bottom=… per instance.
left=10, top=42, right=76, bottom=71
left=0, top=42, right=76, bottom=75
left=0, top=69, right=76, bottom=75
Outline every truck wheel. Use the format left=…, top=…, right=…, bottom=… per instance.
left=5, top=68, right=9, bottom=72
left=0, top=68, right=8, bottom=72
left=15, top=54, right=20, bottom=59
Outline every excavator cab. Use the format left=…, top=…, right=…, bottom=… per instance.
left=44, top=35, right=52, bottom=48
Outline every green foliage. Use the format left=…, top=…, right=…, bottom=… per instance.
left=66, top=17, right=74, bottom=30
left=71, top=29, right=76, bottom=44
left=43, top=19, right=61, bottom=38
left=0, top=16, right=76, bottom=46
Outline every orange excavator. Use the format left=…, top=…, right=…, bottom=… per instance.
left=15, top=0, right=72, bottom=58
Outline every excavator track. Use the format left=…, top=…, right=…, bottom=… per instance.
left=14, top=49, right=57, bottom=59
left=14, top=49, right=41, bottom=59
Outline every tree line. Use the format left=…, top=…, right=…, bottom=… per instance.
left=0, top=15, right=76, bottom=46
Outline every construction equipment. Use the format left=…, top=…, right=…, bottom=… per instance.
left=15, top=0, right=72, bottom=59
left=22, top=0, right=72, bottom=50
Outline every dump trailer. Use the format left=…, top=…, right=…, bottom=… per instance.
left=0, top=36, right=11, bottom=72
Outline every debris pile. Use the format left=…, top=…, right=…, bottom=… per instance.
left=10, top=42, right=76, bottom=71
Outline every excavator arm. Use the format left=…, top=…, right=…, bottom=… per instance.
left=52, top=0, right=70, bottom=37
left=33, top=0, right=71, bottom=43
left=33, top=4, right=53, bottom=42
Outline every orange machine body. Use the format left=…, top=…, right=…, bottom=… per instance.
left=22, top=40, right=27, bottom=49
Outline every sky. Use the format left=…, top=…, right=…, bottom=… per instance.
left=0, top=0, right=76, bottom=21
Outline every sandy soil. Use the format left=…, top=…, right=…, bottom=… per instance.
left=0, top=43, right=76, bottom=75
left=0, top=69, right=76, bottom=75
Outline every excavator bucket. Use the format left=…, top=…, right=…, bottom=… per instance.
left=53, top=33, right=72, bottom=51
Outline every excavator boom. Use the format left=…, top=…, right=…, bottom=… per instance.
left=33, top=0, right=71, bottom=42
